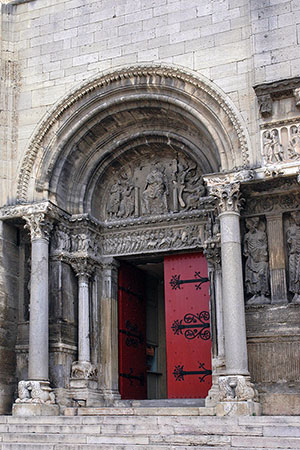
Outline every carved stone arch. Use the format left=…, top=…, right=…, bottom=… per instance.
left=17, top=64, right=252, bottom=211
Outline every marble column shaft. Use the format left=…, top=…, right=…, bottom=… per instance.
left=78, top=274, right=91, bottom=363
left=100, top=258, right=119, bottom=394
left=220, top=210, right=249, bottom=376
left=28, top=237, right=49, bottom=380
left=24, top=214, right=53, bottom=382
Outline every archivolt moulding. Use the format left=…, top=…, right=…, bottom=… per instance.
left=17, top=63, right=252, bottom=203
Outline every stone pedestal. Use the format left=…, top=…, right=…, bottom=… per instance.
left=12, top=403, right=59, bottom=416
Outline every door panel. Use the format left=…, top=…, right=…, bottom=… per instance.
left=164, top=253, right=212, bottom=398
left=118, top=262, right=147, bottom=399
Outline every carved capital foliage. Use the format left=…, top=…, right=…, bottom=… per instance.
left=69, top=257, right=95, bottom=278
left=23, top=213, right=54, bottom=241
left=209, top=182, right=241, bottom=214
left=100, top=257, right=120, bottom=272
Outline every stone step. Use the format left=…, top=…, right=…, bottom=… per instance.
left=72, top=406, right=216, bottom=416
left=0, top=445, right=236, bottom=450
left=116, top=398, right=206, bottom=407
left=0, top=422, right=266, bottom=436
left=1, top=415, right=300, bottom=450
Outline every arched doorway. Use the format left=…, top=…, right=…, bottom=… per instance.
left=11, top=64, right=252, bottom=409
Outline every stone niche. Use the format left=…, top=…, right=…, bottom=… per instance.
left=90, top=146, right=206, bottom=222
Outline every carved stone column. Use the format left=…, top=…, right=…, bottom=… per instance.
left=13, top=213, right=59, bottom=416
left=99, top=257, right=121, bottom=405
left=210, top=183, right=261, bottom=416
left=69, top=257, right=100, bottom=405
left=204, top=242, right=225, bottom=408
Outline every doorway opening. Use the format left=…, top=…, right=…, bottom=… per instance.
left=117, top=252, right=212, bottom=401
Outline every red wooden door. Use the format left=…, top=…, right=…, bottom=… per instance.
left=118, top=262, right=147, bottom=399
left=164, top=253, right=212, bottom=398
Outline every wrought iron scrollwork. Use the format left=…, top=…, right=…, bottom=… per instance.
left=173, top=362, right=212, bottom=383
left=119, top=368, right=144, bottom=386
left=170, top=271, right=209, bottom=290
left=119, top=320, right=144, bottom=347
left=171, top=311, right=210, bottom=341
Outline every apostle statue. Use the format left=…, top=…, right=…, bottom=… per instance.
left=286, top=211, right=300, bottom=303
left=243, top=217, right=270, bottom=305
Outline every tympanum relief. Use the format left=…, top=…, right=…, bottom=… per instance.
left=286, top=211, right=300, bottom=303
left=99, top=151, right=206, bottom=222
left=243, top=217, right=270, bottom=305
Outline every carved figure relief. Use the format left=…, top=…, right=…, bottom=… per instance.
left=142, top=163, right=169, bottom=215
left=286, top=211, right=300, bottom=303
left=101, top=224, right=204, bottom=256
left=98, top=150, right=206, bottom=222
left=262, top=123, right=300, bottom=164
left=263, top=130, right=283, bottom=164
left=107, top=167, right=135, bottom=219
left=52, top=226, right=71, bottom=253
left=243, top=217, right=270, bottom=305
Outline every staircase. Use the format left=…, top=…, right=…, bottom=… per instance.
left=1, top=409, right=300, bottom=449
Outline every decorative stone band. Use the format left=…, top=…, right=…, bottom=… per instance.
left=208, top=182, right=242, bottom=214
left=23, top=213, right=54, bottom=241
left=15, top=380, right=55, bottom=405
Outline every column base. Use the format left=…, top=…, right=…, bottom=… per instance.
left=12, top=403, right=59, bottom=416
left=213, top=375, right=261, bottom=416
left=216, top=400, right=261, bottom=416
left=14, top=380, right=56, bottom=404
left=101, top=389, right=121, bottom=406
left=69, top=387, right=105, bottom=407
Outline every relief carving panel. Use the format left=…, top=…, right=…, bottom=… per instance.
left=100, top=223, right=205, bottom=256
left=262, top=123, right=300, bottom=165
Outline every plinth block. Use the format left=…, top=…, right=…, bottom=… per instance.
left=12, top=403, right=59, bottom=416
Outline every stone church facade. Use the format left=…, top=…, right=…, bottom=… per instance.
left=0, top=0, right=300, bottom=416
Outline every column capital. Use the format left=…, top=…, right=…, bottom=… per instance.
left=23, top=213, right=54, bottom=241
left=209, top=182, right=242, bottom=214
left=70, top=257, right=95, bottom=278
left=100, top=256, right=120, bottom=271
